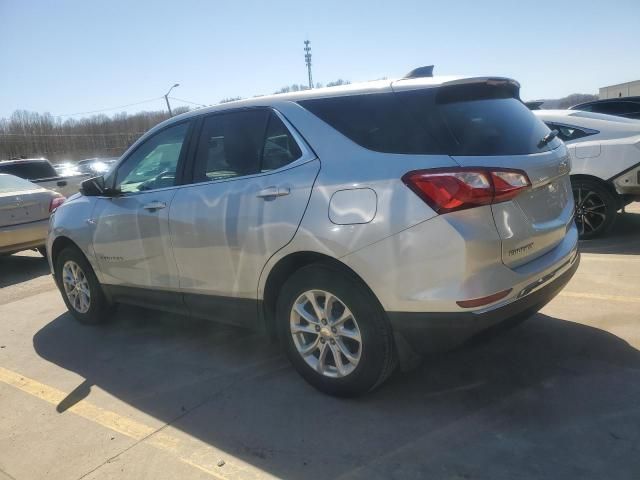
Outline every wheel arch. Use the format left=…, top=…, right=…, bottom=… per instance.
left=50, top=235, right=101, bottom=289
left=261, top=251, right=380, bottom=338
left=570, top=173, right=621, bottom=207
left=50, top=236, right=83, bottom=267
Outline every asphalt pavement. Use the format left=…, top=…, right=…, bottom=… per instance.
left=1, top=205, right=639, bottom=480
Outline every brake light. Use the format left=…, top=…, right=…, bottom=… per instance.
left=49, top=196, right=65, bottom=213
left=402, top=168, right=531, bottom=214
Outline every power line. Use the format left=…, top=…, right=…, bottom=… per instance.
left=168, top=96, right=209, bottom=107
left=53, top=97, right=163, bottom=118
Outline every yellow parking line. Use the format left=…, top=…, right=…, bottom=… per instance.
left=0, top=366, right=272, bottom=479
left=579, top=254, right=640, bottom=262
left=558, top=291, right=640, bottom=304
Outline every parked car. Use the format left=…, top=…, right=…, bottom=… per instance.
left=0, top=174, right=64, bottom=256
left=0, top=158, right=86, bottom=197
left=534, top=110, right=640, bottom=238
left=76, top=158, right=118, bottom=176
left=47, top=71, right=579, bottom=396
left=569, top=96, right=640, bottom=120
left=53, top=162, right=82, bottom=177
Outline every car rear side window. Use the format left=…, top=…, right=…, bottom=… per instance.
left=193, top=110, right=303, bottom=182
left=544, top=122, right=597, bottom=142
left=298, top=94, right=443, bottom=154
left=193, top=110, right=269, bottom=182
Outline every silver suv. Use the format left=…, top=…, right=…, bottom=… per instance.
left=48, top=71, right=579, bottom=396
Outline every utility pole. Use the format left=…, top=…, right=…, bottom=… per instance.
left=304, top=40, right=313, bottom=89
left=164, top=83, right=180, bottom=116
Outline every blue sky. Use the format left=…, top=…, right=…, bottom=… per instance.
left=1, top=0, right=638, bottom=120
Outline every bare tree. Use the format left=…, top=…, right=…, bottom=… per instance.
left=0, top=107, right=189, bottom=163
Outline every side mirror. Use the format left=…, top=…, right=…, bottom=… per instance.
left=80, top=176, right=107, bottom=196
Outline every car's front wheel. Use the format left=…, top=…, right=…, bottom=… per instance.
left=276, top=263, right=395, bottom=397
left=571, top=178, right=618, bottom=239
left=54, top=247, right=113, bottom=324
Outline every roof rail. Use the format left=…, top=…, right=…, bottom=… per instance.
left=403, top=65, right=434, bottom=79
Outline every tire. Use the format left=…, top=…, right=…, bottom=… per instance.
left=276, top=263, right=395, bottom=397
left=54, top=246, right=113, bottom=324
left=571, top=178, right=618, bottom=239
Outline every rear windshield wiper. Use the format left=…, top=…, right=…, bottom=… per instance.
left=538, top=129, right=559, bottom=148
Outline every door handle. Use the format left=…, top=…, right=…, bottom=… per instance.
left=143, top=201, right=167, bottom=211
left=256, top=186, right=290, bottom=199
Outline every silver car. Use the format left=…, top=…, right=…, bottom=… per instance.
left=47, top=71, right=579, bottom=396
left=1, top=174, right=64, bottom=256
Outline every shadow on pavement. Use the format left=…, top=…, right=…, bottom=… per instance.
left=0, top=252, right=50, bottom=288
left=579, top=210, right=640, bottom=255
left=33, top=307, right=640, bottom=479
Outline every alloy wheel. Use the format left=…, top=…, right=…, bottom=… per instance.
left=62, top=260, right=91, bottom=313
left=290, top=290, right=362, bottom=378
left=573, top=185, right=607, bottom=236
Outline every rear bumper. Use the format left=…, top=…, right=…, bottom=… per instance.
left=611, top=162, right=640, bottom=196
left=0, top=218, right=49, bottom=254
left=388, top=250, right=580, bottom=354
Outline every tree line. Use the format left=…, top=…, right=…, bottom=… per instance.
left=0, top=108, right=189, bottom=163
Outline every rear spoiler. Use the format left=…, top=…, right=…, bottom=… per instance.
left=392, top=76, right=521, bottom=102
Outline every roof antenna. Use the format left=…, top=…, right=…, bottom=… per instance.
left=403, top=65, right=434, bottom=79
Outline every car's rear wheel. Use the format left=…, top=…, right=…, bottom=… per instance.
left=276, top=263, right=395, bottom=397
left=571, top=178, right=618, bottom=239
left=54, top=247, right=113, bottom=324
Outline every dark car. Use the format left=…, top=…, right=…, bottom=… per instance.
left=569, top=97, right=640, bottom=120
left=0, top=158, right=86, bottom=197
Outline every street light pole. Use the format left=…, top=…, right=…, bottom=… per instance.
left=164, top=83, right=180, bottom=116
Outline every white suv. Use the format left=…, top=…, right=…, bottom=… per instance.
left=48, top=71, right=579, bottom=396
left=535, top=109, right=640, bottom=238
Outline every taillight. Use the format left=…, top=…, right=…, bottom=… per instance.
left=402, top=168, right=531, bottom=214
left=49, top=196, right=65, bottom=213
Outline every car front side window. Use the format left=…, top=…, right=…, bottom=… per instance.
left=114, top=122, right=189, bottom=193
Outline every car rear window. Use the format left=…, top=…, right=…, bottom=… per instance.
left=298, top=86, right=559, bottom=156
left=0, top=174, right=40, bottom=193
left=0, top=161, right=57, bottom=180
